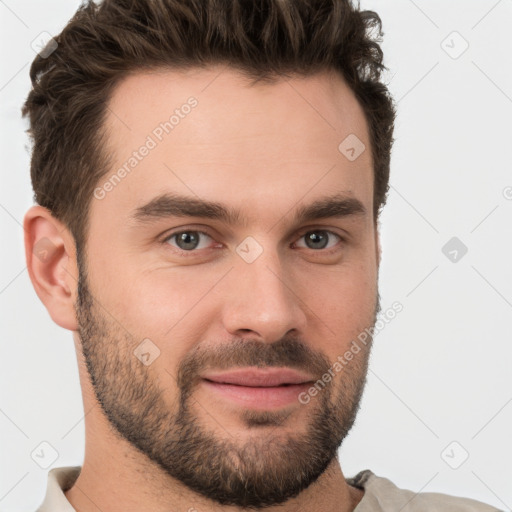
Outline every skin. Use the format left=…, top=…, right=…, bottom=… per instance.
left=24, top=65, right=380, bottom=512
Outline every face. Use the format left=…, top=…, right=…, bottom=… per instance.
left=75, top=66, right=380, bottom=508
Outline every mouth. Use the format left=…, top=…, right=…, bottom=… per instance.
left=200, top=367, right=314, bottom=409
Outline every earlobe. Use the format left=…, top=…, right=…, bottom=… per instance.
left=23, top=205, right=79, bottom=331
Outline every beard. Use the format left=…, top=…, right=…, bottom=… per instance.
left=74, top=254, right=378, bottom=509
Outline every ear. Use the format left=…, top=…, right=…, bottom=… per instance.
left=23, top=205, right=79, bottom=331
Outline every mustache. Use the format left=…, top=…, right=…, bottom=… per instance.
left=177, top=336, right=331, bottom=396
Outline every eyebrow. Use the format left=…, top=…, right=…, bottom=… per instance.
left=130, top=192, right=367, bottom=227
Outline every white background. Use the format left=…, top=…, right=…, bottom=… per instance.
left=1, top=1, right=511, bottom=510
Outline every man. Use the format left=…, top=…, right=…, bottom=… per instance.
left=22, top=0, right=500, bottom=511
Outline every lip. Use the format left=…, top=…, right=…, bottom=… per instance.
left=200, top=367, right=315, bottom=409
left=201, top=367, right=314, bottom=387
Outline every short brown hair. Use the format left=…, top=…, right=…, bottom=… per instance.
left=22, top=0, right=395, bottom=254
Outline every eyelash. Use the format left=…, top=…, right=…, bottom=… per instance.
left=160, top=228, right=344, bottom=257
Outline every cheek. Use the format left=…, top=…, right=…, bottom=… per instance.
left=298, top=261, right=377, bottom=345
left=305, top=255, right=377, bottom=304
left=99, top=265, right=219, bottom=341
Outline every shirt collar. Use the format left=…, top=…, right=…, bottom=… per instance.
left=37, top=466, right=81, bottom=512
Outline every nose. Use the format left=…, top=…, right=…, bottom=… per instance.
left=220, top=247, right=307, bottom=343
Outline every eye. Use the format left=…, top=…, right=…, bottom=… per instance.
left=294, top=230, right=342, bottom=251
left=160, top=228, right=343, bottom=256
left=163, top=230, right=216, bottom=252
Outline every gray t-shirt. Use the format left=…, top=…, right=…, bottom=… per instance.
left=348, top=469, right=503, bottom=511
left=36, top=466, right=503, bottom=511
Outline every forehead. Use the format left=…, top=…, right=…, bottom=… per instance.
left=96, top=66, right=373, bottom=227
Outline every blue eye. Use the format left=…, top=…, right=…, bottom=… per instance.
left=161, top=228, right=343, bottom=256
left=295, top=230, right=342, bottom=250
left=164, top=230, right=214, bottom=251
